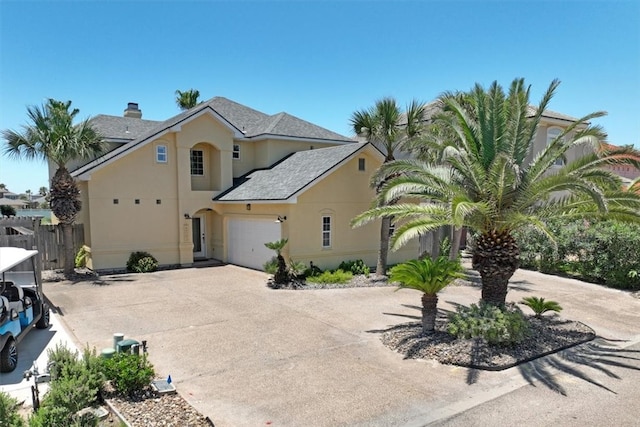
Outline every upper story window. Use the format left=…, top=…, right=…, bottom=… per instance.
left=190, top=149, right=204, bottom=175
left=233, top=144, right=240, bottom=160
left=322, top=216, right=331, bottom=248
left=547, top=127, right=565, bottom=166
left=156, top=145, right=167, bottom=163
left=358, top=158, right=366, bottom=171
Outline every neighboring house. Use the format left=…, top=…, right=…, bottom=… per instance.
left=62, top=98, right=418, bottom=271
left=601, top=143, right=640, bottom=182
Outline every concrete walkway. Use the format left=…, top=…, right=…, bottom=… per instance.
left=39, top=265, right=640, bottom=426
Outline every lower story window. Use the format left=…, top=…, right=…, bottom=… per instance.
left=322, top=216, right=331, bottom=248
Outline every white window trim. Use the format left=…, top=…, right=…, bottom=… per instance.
left=322, top=215, right=332, bottom=248
left=156, top=145, right=167, bottom=163
left=190, top=149, right=204, bottom=176
left=233, top=144, right=240, bottom=160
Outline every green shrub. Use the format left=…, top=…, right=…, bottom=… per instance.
left=521, top=296, right=563, bottom=318
left=303, top=262, right=323, bottom=278
left=0, top=205, right=17, bottom=217
left=126, top=251, right=158, bottom=273
left=30, top=345, right=104, bottom=427
left=263, top=257, right=278, bottom=275
left=75, top=246, right=89, bottom=268
left=515, top=218, right=640, bottom=290
left=288, top=259, right=307, bottom=277
left=0, top=391, right=24, bottom=427
left=306, top=269, right=353, bottom=284
left=338, top=259, right=370, bottom=276
left=102, top=353, right=155, bottom=396
left=447, top=302, right=530, bottom=345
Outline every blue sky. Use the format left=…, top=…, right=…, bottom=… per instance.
left=1, top=0, right=638, bottom=194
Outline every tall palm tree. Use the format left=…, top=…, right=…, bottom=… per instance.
left=389, top=257, right=464, bottom=333
left=353, top=78, right=640, bottom=305
left=350, top=98, right=426, bottom=275
left=2, top=99, right=106, bottom=276
left=39, top=186, right=48, bottom=196
left=175, top=89, right=201, bottom=110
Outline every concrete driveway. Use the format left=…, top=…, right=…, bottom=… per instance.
left=42, top=264, right=640, bottom=426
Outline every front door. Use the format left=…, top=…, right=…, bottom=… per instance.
left=192, top=216, right=206, bottom=259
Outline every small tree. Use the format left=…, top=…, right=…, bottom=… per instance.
left=265, top=239, right=289, bottom=284
left=389, top=257, right=464, bottom=334
left=0, top=205, right=16, bottom=217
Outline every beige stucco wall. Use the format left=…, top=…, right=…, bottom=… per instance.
left=286, top=150, right=419, bottom=270
left=80, top=114, right=239, bottom=270
left=527, top=119, right=595, bottom=167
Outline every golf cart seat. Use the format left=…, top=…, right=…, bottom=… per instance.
left=0, top=296, right=8, bottom=322
left=2, top=282, right=25, bottom=312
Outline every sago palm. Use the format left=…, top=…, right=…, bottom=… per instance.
left=350, top=98, right=426, bottom=275
left=2, top=99, right=105, bottom=276
left=265, top=238, right=289, bottom=284
left=353, top=78, right=640, bottom=305
left=389, top=257, right=464, bottom=334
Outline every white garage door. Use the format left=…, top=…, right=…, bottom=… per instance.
left=227, top=218, right=282, bottom=270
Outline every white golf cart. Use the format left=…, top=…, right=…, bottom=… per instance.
left=0, top=247, right=50, bottom=372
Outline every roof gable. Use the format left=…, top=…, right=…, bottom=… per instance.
left=214, top=142, right=379, bottom=202
left=73, top=97, right=353, bottom=179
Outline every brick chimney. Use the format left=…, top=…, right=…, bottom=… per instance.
left=123, top=102, right=142, bottom=119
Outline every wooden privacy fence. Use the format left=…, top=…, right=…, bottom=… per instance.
left=0, top=217, right=84, bottom=271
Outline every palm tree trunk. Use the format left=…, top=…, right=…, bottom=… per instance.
left=449, top=227, right=463, bottom=260
left=62, top=223, right=75, bottom=276
left=376, top=216, right=392, bottom=276
left=421, top=293, right=438, bottom=334
left=472, top=231, right=520, bottom=305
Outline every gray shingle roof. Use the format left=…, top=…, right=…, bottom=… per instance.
left=89, top=115, right=161, bottom=141
left=207, top=98, right=353, bottom=141
left=72, top=97, right=353, bottom=177
left=525, top=106, right=579, bottom=122
left=215, top=142, right=369, bottom=201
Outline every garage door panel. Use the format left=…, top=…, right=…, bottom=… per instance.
left=228, top=219, right=281, bottom=270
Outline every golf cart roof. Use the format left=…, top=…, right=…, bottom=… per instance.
left=0, top=247, right=39, bottom=274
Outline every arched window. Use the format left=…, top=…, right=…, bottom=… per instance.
left=547, top=127, right=565, bottom=166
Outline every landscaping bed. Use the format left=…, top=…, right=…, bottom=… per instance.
left=381, top=317, right=595, bottom=370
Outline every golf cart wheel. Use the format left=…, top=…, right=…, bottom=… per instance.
left=36, top=303, right=50, bottom=329
left=0, top=339, right=18, bottom=372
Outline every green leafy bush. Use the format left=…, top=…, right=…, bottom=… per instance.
left=447, top=302, right=529, bottom=345
left=0, top=391, right=24, bottom=427
left=30, top=345, right=105, bottom=427
left=126, top=251, right=158, bottom=273
left=338, top=259, right=370, bottom=276
left=75, top=246, right=89, bottom=268
left=303, top=263, right=323, bottom=278
left=521, top=296, right=563, bottom=318
left=0, top=205, right=17, bottom=217
left=102, top=353, right=155, bottom=396
left=263, top=257, right=278, bottom=275
left=515, top=218, right=640, bottom=289
left=288, top=259, right=307, bottom=277
left=306, top=269, right=353, bottom=284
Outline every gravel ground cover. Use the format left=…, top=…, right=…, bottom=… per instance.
left=381, top=317, right=595, bottom=369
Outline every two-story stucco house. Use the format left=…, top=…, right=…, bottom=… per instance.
left=64, top=98, right=418, bottom=271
